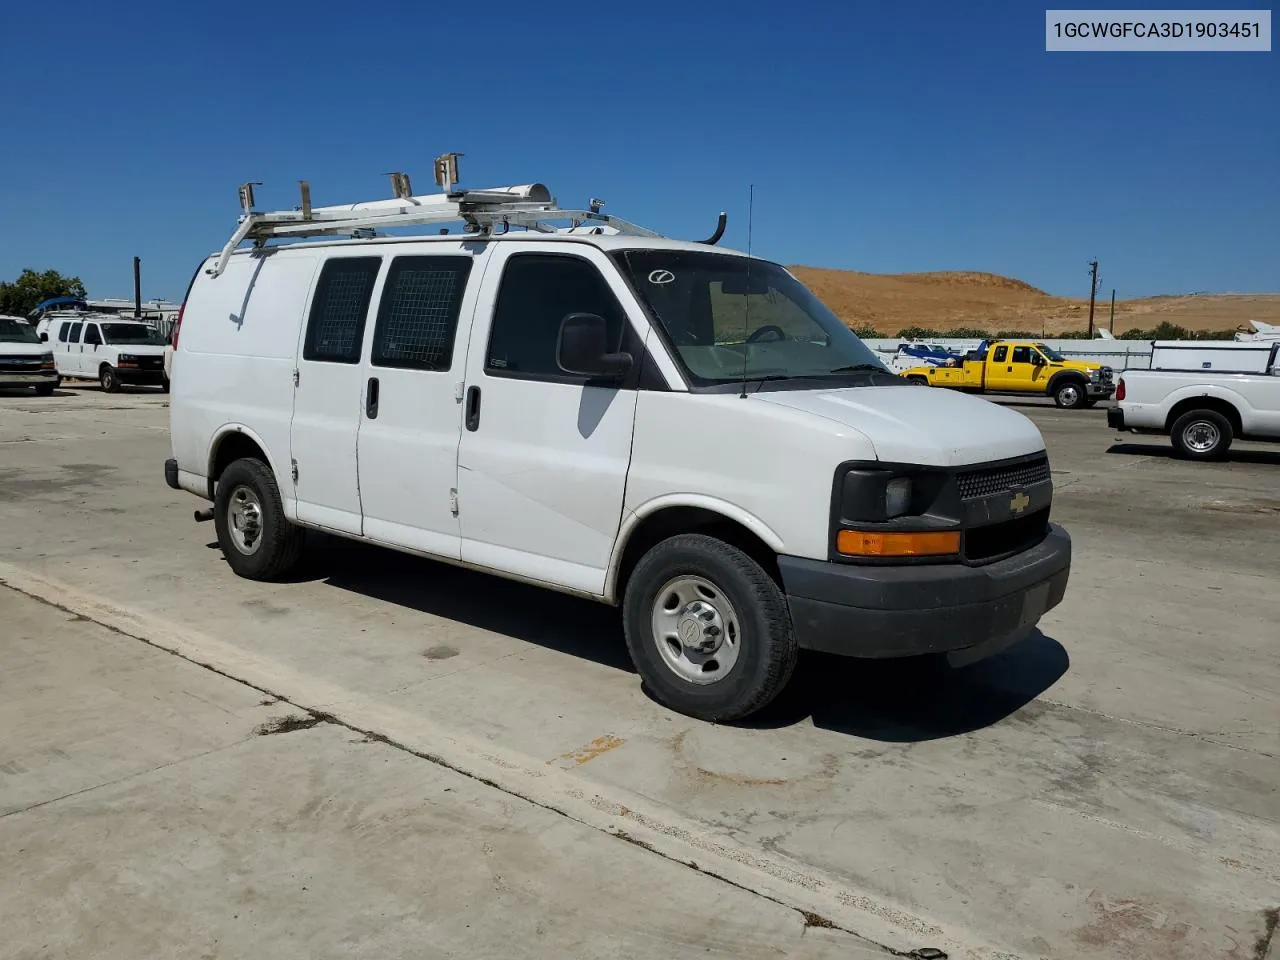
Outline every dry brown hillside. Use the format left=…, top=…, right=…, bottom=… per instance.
left=789, top=267, right=1280, bottom=336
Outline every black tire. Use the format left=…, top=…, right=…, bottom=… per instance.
left=100, top=364, right=121, bottom=393
left=907, top=375, right=929, bottom=385
left=33, top=383, right=56, bottom=396
left=622, top=533, right=797, bottom=722
left=1052, top=377, right=1087, bottom=409
left=213, top=457, right=305, bottom=580
left=161, top=375, right=171, bottom=394
left=1170, top=409, right=1232, bottom=461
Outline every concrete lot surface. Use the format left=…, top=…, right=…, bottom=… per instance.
left=1, top=384, right=1277, bottom=960
left=1, top=585, right=886, bottom=960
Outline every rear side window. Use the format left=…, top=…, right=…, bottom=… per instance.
left=303, top=257, right=382, bottom=363
left=992, top=345, right=1008, bottom=363
left=57, top=322, right=71, bottom=343
left=485, top=254, right=625, bottom=379
left=371, top=256, right=473, bottom=371
left=68, top=322, right=83, bottom=343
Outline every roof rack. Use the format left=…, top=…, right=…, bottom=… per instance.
left=206, top=152, right=726, bottom=278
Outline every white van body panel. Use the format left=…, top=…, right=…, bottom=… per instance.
left=172, top=251, right=319, bottom=512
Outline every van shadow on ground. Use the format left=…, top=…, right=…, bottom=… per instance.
left=271, top=534, right=1069, bottom=743
left=1106, top=441, right=1280, bottom=466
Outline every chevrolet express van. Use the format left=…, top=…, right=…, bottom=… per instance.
left=165, top=179, right=1071, bottom=720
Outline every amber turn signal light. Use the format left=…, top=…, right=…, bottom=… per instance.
left=837, top=529, right=960, bottom=557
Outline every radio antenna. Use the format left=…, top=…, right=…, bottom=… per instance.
left=739, top=183, right=754, bottom=399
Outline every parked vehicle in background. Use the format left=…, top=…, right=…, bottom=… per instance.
left=165, top=162, right=1072, bottom=722
left=1109, top=341, right=1280, bottom=459
left=900, top=339, right=1114, bottom=408
left=49, top=316, right=169, bottom=393
left=0, top=315, right=59, bottom=395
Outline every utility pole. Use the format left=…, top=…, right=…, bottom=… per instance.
left=1109, top=288, right=1116, bottom=332
left=133, top=257, right=142, bottom=319
left=1086, top=258, right=1099, bottom=339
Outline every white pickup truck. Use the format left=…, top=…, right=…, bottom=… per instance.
left=1108, top=341, right=1280, bottom=459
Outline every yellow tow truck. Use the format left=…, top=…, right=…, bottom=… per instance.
left=900, top=340, right=1114, bottom=409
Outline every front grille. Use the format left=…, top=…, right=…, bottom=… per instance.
left=964, top=507, right=1050, bottom=562
left=956, top=456, right=1051, bottom=500
left=0, top=356, right=44, bottom=373
left=140, top=356, right=164, bottom=369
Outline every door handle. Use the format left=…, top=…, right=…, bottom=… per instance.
left=366, top=377, right=380, bottom=419
left=465, top=385, right=481, bottom=431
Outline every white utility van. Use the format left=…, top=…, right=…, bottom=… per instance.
left=0, top=315, right=59, bottom=394
left=165, top=163, right=1072, bottom=720
left=47, top=315, right=169, bottom=392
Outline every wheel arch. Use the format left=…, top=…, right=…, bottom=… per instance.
left=1165, top=396, right=1242, bottom=435
left=1046, top=370, right=1088, bottom=395
left=206, top=425, right=285, bottom=501
left=605, top=497, right=785, bottom=604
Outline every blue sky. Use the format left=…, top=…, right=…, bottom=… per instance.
left=1, top=1, right=1275, bottom=302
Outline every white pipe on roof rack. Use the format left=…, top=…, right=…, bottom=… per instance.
left=308, top=184, right=551, bottom=216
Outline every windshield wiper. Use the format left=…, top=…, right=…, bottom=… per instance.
left=827, top=363, right=889, bottom=374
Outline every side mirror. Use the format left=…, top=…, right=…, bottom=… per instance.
left=556, top=313, right=632, bottom=380
left=1032, top=354, right=1045, bottom=365
left=39, top=332, right=48, bottom=342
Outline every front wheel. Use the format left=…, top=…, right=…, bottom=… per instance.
left=213, top=458, right=305, bottom=580
left=907, top=375, right=929, bottom=385
left=1170, top=409, right=1232, bottom=460
left=160, top=375, right=170, bottom=394
left=100, top=365, right=121, bottom=393
left=622, top=534, right=798, bottom=722
left=1053, top=379, right=1087, bottom=409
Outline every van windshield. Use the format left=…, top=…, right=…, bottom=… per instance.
left=614, top=250, right=894, bottom=389
left=0, top=318, right=41, bottom=344
left=102, top=323, right=166, bottom=346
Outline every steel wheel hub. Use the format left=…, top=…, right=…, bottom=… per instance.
left=651, top=576, right=741, bottom=685
left=1184, top=420, right=1220, bottom=453
left=227, top=484, right=264, bottom=555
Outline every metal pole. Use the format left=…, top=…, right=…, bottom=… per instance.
left=1109, top=288, right=1116, bottom=332
left=133, top=257, right=142, bottom=319
left=1087, top=259, right=1098, bottom=339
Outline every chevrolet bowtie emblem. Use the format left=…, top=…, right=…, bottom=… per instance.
left=1010, top=491, right=1030, bottom=514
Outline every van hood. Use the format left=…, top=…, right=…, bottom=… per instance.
left=756, top=385, right=1045, bottom=466
left=0, top=342, right=51, bottom=357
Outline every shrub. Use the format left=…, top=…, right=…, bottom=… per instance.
left=850, top=324, right=885, bottom=339
left=896, top=326, right=933, bottom=340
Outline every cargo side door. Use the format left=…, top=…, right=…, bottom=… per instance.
left=354, top=245, right=488, bottom=560
left=290, top=255, right=384, bottom=536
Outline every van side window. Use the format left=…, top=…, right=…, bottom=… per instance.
left=57, top=322, right=71, bottom=343
left=485, top=254, right=625, bottom=379
left=84, top=324, right=103, bottom=346
left=992, top=345, right=1008, bottom=363
left=371, top=256, right=473, bottom=371
left=303, top=257, right=382, bottom=364
left=1011, top=346, right=1032, bottom=364
left=69, top=322, right=83, bottom=343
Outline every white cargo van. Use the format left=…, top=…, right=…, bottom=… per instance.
left=48, top=315, right=169, bottom=392
left=165, top=166, right=1071, bottom=720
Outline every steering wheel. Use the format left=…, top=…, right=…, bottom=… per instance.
left=745, top=324, right=788, bottom=344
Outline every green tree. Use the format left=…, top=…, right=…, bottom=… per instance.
left=0, top=269, right=87, bottom=317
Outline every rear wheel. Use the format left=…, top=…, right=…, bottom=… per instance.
left=622, top=533, right=797, bottom=721
left=1171, top=409, right=1232, bottom=460
left=213, top=457, right=305, bottom=580
left=1052, top=378, right=1087, bottom=409
left=100, top=364, right=121, bottom=393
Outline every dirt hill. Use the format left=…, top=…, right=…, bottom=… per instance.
left=789, top=266, right=1280, bottom=336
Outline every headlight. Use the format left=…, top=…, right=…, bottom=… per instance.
left=118, top=354, right=139, bottom=363
left=885, top=477, right=912, bottom=518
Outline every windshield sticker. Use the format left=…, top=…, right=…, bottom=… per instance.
left=648, top=269, right=675, bottom=285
